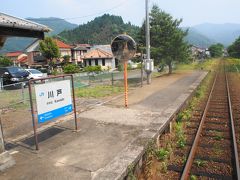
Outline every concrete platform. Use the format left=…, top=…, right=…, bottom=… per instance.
left=0, top=71, right=207, bottom=180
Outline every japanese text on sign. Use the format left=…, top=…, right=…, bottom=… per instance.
left=35, top=80, right=73, bottom=123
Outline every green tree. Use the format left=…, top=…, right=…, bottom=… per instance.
left=139, top=5, right=190, bottom=74
left=209, top=43, right=224, bottom=57
left=0, top=56, right=13, bottom=67
left=39, top=37, right=60, bottom=67
left=228, top=37, right=240, bottom=58
left=62, top=55, right=71, bottom=65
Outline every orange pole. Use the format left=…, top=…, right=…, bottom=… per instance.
left=124, top=61, right=128, bottom=107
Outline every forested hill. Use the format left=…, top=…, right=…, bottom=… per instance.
left=184, top=28, right=215, bottom=48
left=58, top=14, right=140, bottom=44
left=27, top=17, right=78, bottom=36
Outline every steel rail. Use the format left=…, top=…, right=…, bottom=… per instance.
left=180, top=73, right=218, bottom=180
left=225, top=68, right=240, bottom=179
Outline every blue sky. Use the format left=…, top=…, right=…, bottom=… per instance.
left=1, top=0, right=240, bottom=27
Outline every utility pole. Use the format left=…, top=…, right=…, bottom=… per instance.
left=145, top=0, right=151, bottom=84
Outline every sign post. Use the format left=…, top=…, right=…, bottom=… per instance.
left=28, top=75, right=78, bottom=150
left=111, top=34, right=137, bottom=107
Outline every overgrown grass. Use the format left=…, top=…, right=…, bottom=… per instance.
left=75, top=85, right=124, bottom=98
left=173, top=122, right=187, bottom=148
left=175, top=63, right=198, bottom=71
left=175, top=58, right=220, bottom=72
left=194, top=159, right=207, bottom=167
left=225, top=58, right=240, bottom=72
left=152, top=69, right=168, bottom=78
left=155, top=148, right=169, bottom=161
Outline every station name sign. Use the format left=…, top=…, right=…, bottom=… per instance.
left=35, top=80, right=73, bottom=123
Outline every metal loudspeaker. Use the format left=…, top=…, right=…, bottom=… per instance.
left=144, top=59, right=154, bottom=73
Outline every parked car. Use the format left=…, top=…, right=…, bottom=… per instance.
left=25, top=69, right=45, bottom=80
left=0, top=66, right=29, bottom=88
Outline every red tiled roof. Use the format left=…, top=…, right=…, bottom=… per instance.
left=54, top=39, right=72, bottom=49
left=17, top=56, right=28, bottom=63
left=83, top=48, right=113, bottom=59
left=5, top=51, right=22, bottom=57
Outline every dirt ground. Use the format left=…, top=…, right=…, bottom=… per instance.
left=0, top=71, right=194, bottom=142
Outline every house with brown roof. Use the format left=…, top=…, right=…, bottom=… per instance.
left=25, top=39, right=47, bottom=67
left=54, top=39, right=73, bottom=62
left=83, top=47, right=116, bottom=70
left=71, top=44, right=91, bottom=64
left=25, top=39, right=74, bottom=66
left=5, top=51, right=28, bottom=66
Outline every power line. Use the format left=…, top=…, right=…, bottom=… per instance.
left=29, top=0, right=130, bottom=22
left=66, top=0, right=129, bottom=20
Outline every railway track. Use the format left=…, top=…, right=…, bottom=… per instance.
left=179, top=66, right=240, bottom=179
left=137, top=61, right=240, bottom=180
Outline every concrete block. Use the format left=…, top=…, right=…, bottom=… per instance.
left=92, top=145, right=144, bottom=180
left=0, top=151, right=15, bottom=172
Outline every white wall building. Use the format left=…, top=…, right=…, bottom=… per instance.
left=83, top=47, right=116, bottom=70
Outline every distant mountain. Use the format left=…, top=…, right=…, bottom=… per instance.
left=2, top=15, right=240, bottom=54
left=184, top=28, right=215, bottom=48
left=27, top=17, right=78, bottom=36
left=59, top=14, right=215, bottom=48
left=192, top=23, right=240, bottom=46
left=58, top=14, right=140, bottom=44
left=0, top=17, right=77, bottom=53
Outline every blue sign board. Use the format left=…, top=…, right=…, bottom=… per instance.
left=38, top=104, right=72, bottom=123
left=35, top=80, right=73, bottom=124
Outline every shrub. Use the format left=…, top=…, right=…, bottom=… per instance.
left=84, top=65, right=102, bottom=73
left=117, top=64, right=123, bottom=71
left=127, top=64, right=132, bottom=70
left=0, top=56, right=13, bottom=67
left=137, top=63, right=142, bottom=69
left=63, top=64, right=80, bottom=74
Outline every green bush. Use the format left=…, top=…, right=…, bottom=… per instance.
left=0, top=56, right=13, bottom=67
left=84, top=65, right=102, bottom=73
left=127, top=64, right=132, bottom=70
left=117, top=64, right=123, bottom=71
left=63, top=64, right=80, bottom=74
left=137, top=63, right=142, bottom=69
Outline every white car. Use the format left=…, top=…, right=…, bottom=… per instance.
left=26, top=69, right=44, bottom=80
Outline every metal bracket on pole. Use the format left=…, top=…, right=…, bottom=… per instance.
left=144, top=59, right=154, bottom=84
